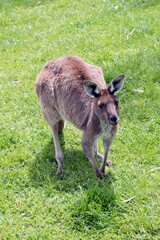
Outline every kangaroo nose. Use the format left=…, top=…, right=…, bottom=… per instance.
left=109, top=115, right=119, bottom=125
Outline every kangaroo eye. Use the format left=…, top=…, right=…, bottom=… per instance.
left=99, top=103, right=105, bottom=109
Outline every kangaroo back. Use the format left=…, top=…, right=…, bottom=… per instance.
left=36, top=56, right=106, bottom=130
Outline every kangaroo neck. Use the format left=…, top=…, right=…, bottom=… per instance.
left=83, top=102, right=101, bottom=134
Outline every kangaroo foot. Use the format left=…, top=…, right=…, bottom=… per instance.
left=56, top=167, right=63, bottom=180
left=106, top=160, right=115, bottom=168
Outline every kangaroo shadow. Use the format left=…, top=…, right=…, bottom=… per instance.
left=29, top=133, right=116, bottom=193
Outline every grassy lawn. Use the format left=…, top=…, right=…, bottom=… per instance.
left=0, top=0, right=160, bottom=239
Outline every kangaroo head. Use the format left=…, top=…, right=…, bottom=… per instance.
left=84, top=75, right=125, bottom=125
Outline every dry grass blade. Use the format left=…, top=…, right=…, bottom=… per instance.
left=151, top=167, right=160, bottom=172
left=123, top=196, right=136, bottom=203
left=133, top=89, right=144, bottom=93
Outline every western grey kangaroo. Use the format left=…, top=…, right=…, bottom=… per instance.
left=36, top=56, right=125, bottom=179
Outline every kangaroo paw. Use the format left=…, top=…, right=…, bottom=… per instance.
left=96, top=170, right=104, bottom=180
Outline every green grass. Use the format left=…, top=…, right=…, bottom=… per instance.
left=0, top=0, right=160, bottom=239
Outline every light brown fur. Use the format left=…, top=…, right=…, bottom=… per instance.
left=36, top=56, right=125, bottom=179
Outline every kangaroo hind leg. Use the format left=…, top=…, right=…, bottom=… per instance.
left=58, top=119, right=65, bottom=134
left=41, top=105, right=64, bottom=179
left=51, top=123, right=64, bottom=179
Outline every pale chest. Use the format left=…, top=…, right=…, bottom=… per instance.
left=98, top=121, right=114, bottom=140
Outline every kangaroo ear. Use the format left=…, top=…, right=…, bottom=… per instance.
left=84, top=81, right=101, bottom=98
left=108, top=75, right=125, bottom=94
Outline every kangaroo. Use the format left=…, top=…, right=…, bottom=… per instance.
left=36, top=56, right=125, bottom=179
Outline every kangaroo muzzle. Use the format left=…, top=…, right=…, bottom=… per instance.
left=107, top=103, right=119, bottom=125
left=109, top=115, right=119, bottom=125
